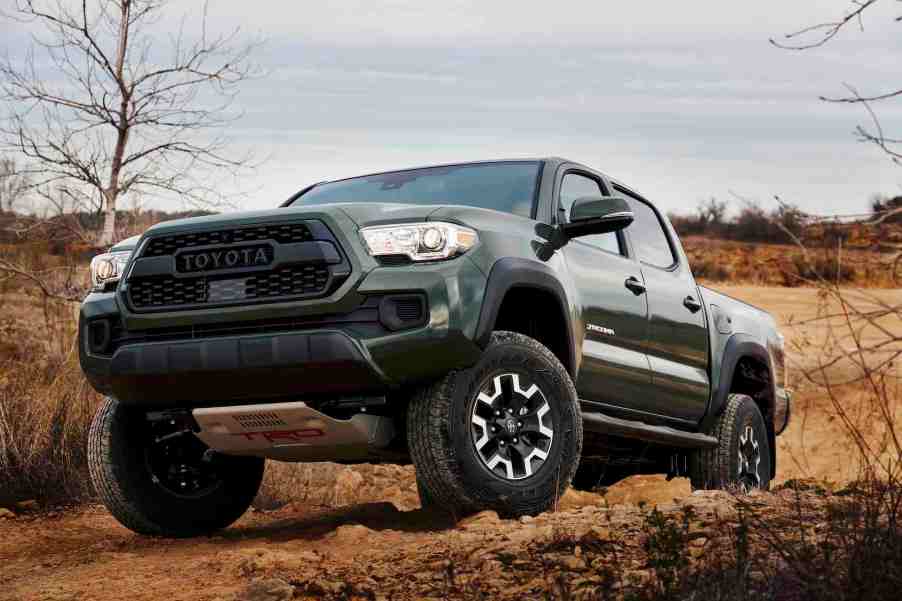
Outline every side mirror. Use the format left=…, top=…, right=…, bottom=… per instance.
left=560, top=195, right=634, bottom=239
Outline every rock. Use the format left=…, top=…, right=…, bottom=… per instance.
left=459, top=510, right=500, bottom=530
left=588, top=526, right=610, bottom=540
left=330, top=469, right=365, bottom=506
left=559, top=488, right=602, bottom=509
left=237, top=548, right=319, bottom=576
left=328, top=523, right=373, bottom=543
left=0, top=507, right=14, bottom=519
left=15, top=499, right=38, bottom=512
left=234, top=578, right=294, bottom=601
left=559, top=556, right=586, bottom=571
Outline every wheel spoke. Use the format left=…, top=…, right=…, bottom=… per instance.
left=472, top=415, right=490, bottom=452
left=487, top=452, right=515, bottom=479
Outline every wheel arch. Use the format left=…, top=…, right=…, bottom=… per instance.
left=474, top=257, right=577, bottom=378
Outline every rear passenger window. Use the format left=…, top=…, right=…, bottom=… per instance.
left=559, top=173, right=621, bottom=255
left=622, top=195, right=677, bottom=268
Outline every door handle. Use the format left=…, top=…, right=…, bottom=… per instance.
left=683, top=295, right=702, bottom=313
left=624, top=276, right=646, bottom=295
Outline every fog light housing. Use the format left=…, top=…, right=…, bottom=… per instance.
left=378, top=294, right=427, bottom=331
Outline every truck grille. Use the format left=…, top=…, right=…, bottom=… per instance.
left=143, top=223, right=314, bottom=257
left=129, top=264, right=331, bottom=309
left=124, top=220, right=347, bottom=312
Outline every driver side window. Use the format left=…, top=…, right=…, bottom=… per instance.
left=559, top=173, right=622, bottom=255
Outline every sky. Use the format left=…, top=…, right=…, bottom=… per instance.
left=3, top=0, right=902, bottom=216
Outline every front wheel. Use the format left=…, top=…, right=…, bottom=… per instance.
left=408, top=331, right=582, bottom=518
left=690, top=394, right=772, bottom=492
left=88, top=398, right=264, bottom=537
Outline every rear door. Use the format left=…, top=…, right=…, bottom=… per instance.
left=617, top=187, right=710, bottom=423
left=556, top=170, right=653, bottom=410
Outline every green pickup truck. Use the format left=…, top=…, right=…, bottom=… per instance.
left=80, top=158, right=791, bottom=537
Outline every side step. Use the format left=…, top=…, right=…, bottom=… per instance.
left=581, top=411, right=718, bottom=449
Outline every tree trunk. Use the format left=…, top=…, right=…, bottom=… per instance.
left=99, top=190, right=117, bottom=246
left=97, top=0, right=132, bottom=248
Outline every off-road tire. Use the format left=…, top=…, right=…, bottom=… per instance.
left=408, top=331, right=582, bottom=519
left=690, top=393, right=772, bottom=491
left=88, top=398, right=265, bottom=537
left=415, top=477, right=436, bottom=509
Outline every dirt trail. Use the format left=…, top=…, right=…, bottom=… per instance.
left=2, top=286, right=899, bottom=601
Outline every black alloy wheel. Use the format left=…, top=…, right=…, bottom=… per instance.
left=469, top=372, right=554, bottom=480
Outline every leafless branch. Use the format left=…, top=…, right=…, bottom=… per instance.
left=770, top=0, right=882, bottom=50
left=0, top=257, right=82, bottom=302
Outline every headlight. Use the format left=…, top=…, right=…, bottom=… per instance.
left=90, top=251, right=132, bottom=291
left=360, top=222, right=478, bottom=262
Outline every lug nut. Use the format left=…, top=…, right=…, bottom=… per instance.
left=517, top=421, right=523, bottom=427
left=499, top=440, right=506, bottom=447
left=506, top=408, right=513, bottom=414
left=513, top=437, right=519, bottom=444
left=495, top=410, right=501, bottom=417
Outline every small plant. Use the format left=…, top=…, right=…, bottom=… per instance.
left=641, top=507, right=693, bottom=600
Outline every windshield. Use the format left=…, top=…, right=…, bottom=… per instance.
left=289, top=161, right=542, bottom=218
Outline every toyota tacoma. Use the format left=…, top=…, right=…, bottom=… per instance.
left=80, top=158, right=791, bottom=537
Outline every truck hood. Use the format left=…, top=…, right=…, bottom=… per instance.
left=140, top=203, right=446, bottom=237
left=110, top=235, right=141, bottom=252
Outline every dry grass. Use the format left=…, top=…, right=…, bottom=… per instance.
left=0, top=297, right=101, bottom=507
left=684, top=237, right=896, bottom=287
left=0, top=355, right=100, bottom=506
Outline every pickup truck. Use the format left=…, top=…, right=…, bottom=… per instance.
left=80, top=158, right=791, bottom=537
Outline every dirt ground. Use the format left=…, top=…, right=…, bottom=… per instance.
left=2, top=286, right=900, bottom=601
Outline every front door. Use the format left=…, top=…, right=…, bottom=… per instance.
left=619, top=189, right=710, bottom=422
left=556, top=171, right=652, bottom=410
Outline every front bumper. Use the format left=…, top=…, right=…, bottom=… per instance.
left=79, top=252, right=488, bottom=408
left=774, top=387, right=792, bottom=435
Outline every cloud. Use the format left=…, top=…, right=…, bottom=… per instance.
left=2, top=0, right=900, bottom=215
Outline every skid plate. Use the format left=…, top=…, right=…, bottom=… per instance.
left=192, top=401, right=393, bottom=462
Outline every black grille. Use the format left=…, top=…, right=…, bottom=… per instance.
left=130, top=277, right=207, bottom=308
left=128, top=264, right=330, bottom=310
left=246, top=264, right=329, bottom=298
left=144, top=223, right=314, bottom=257
left=395, top=298, right=424, bottom=322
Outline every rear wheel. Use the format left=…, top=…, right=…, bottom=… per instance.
left=690, top=394, right=772, bottom=492
left=408, top=331, right=582, bottom=518
left=88, top=398, right=264, bottom=537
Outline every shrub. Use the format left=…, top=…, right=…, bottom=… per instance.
left=0, top=355, right=101, bottom=506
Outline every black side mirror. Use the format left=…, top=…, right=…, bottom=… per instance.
left=560, top=195, right=633, bottom=239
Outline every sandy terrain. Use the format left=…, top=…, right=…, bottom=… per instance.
left=1, top=286, right=899, bottom=601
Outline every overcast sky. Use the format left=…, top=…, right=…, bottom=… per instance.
left=3, top=0, right=902, bottom=215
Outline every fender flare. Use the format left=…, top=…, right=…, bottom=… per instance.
left=474, top=257, right=578, bottom=377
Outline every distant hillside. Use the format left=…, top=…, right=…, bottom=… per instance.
left=682, top=236, right=897, bottom=287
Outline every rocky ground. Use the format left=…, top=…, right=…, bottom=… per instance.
left=0, top=480, right=839, bottom=601
left=2, top=286, right=899, bottom=600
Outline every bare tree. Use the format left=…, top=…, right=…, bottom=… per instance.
left=771, top=1, right=902, bottom=171
left=0, top=157, right=28, bottom=213
left=0, top=0, right=261, bottom=245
